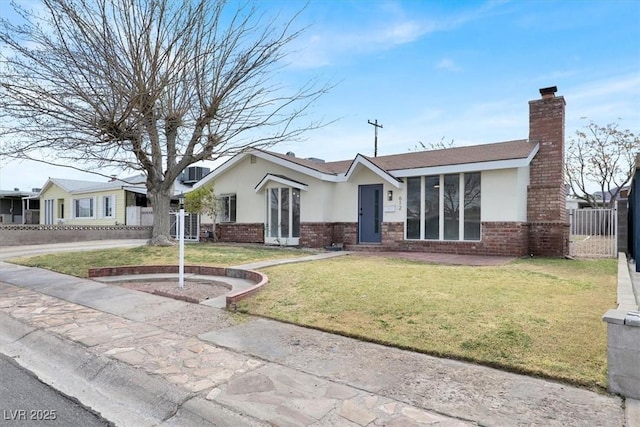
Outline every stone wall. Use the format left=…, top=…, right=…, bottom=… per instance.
left=0, top=224, right=152, bottom=246
left=602, top=253, right=640, bottom=399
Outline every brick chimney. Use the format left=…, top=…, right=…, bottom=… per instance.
left=527, top=86, right=569, bottom=256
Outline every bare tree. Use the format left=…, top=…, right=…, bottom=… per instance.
left=566, top=120, right=639, bottom=209
left=413, top=137, right=455, bottom=152
left=0, top=0, right=329, bottom=245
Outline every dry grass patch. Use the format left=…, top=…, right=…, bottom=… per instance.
left=11, top=244, right=312, bottom=278
left=239, top=255, right=616, bottom=390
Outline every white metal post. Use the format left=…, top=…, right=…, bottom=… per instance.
left=179, top=201, right=185, bottom=289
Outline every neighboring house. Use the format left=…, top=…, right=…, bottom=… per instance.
left=0, top=188, right=40, bottom=224
left=37, top=168, right=206, bottom=226
left=38, top=166, right=209, bottom=225
left=568, top=186, right=630, bottom=210
left=193, top=87, right=569, bottom=257
left=38, top=176, right=148, bottom=225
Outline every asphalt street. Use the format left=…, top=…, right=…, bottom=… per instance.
left=0, top=353, right=112, bottom=427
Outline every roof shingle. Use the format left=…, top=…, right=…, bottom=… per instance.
left=267, top=139, right=536, bottom=175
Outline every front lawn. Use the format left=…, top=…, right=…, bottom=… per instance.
left=10, top=243, right=312, bottom=277
left=239, top=255, right=616, bottom=390
left=11, top=245, right=617, bottom=389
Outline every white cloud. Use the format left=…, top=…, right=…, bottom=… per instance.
left=435, top=58, right=461, bottom=72
left=288, top=18, right=431, bottom=69
left=563, top=73, right=640, bottom=130
left=566, top=73, right=640, bottom=102
left=286, top=2, right=503, bottom=69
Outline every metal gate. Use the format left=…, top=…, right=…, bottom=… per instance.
left=568, top=206, right=617, bottom=258
left=170, top=211, right=200, bottom=241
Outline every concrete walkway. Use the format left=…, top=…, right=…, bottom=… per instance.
left=0, top=239, right=150, bottom=260
left=0, top=241, right=633, bottom=426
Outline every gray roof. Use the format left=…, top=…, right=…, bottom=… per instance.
left=0, top=190, right=39, bottom=198
left=266, top=139, right=537, bottom=175
left=41, top=173, right=191, bottom=196
left=48, top=176, right=146, bottom=194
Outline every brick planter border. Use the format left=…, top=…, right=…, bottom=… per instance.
left=88, top=265, right=268, bottom=309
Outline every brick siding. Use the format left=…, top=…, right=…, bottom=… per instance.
left=381, top=222, right=404, bottom=246
left=526, top=91, right=569, bottom=257
left=482, top=222, right=530, bottom=256
left=528, top=222, right=570, bottom=258
left=215, top=223, right=264, bottom=243
left=299, top=222, right=334, bottom=247
left=299, top=222, right=358, bottom=247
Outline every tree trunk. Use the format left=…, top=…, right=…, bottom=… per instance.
left=148, top=186, right=174, bottom=246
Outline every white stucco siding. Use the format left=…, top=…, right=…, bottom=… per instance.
left=481, top=167, right=529, bottom=222
left=382, top=181, right=405, bottom=223
left=302, top=180, right=334, bottom=222
left=332, top=167, right=401, bottom=222
left=201, top=155, right=333, bottom=224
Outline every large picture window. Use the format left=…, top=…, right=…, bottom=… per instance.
left=406, top=177, right=421, bottom=239
left=73, top=197, right=94, bottom=219
left=464, top=173, right=481, bottom=240
left=406, top=173, right=481, bottom=241
left=424, top=176, right=440, bottom=239
left=443, top=174, right=460, bottom=240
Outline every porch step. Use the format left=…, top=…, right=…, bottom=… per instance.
left=343, top=244, right=387, bottom=252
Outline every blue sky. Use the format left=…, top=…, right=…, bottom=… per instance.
left=1, top=0, right=639, bottom=192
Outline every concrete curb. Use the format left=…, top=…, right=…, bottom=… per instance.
left=0, top=313, right=261, bottom=427
left=628, top=398, right=640, bottom=427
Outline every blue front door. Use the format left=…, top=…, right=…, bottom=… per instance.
left=358, top=184, right=383, bottom=243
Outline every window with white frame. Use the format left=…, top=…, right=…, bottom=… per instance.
left=102, top=195, right=115, bottom=218
left=73, top=197, right=95, bottom=219
left=405, top=173, right=481, bottom=241
left=218, top=194, right=236, bottom=222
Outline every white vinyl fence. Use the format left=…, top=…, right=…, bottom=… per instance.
left=568, top=206, right=617, bottom=258
left=126, top=206, right=153, bottom=226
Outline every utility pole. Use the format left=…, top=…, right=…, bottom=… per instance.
left=368, top=119, right=383, bottom=157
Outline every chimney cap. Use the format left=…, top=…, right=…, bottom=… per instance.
left=539, top=86, right=558, bottom=98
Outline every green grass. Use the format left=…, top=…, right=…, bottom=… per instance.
left=11, top=245, right=617, bottom=390
left=238, top=255, right=616, bottom=390
left=10, top=243, right=312, bottom=277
